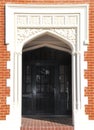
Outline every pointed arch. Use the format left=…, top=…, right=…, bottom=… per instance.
left=22, top=30, right=75, bottom=52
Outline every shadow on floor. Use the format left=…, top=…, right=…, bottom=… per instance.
left=22, top=115, right=73, bottom=126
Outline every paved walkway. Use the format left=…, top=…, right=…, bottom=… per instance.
left=21, top=116, right=74, bottom=130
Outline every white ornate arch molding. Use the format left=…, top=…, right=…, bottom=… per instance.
left=4, top=4, right=91, bottom=130
left=22, top=30, right=74, bottom=53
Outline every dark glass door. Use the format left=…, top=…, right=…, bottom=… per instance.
left=22, top=63, right=72, bottom=116
left=55, top=65, right=72, bottom=115
left=35, top=65, right=55, bottom=115
left=22, top=64, right=55, bottom=115
left=22, top=65, right=34, bottom=115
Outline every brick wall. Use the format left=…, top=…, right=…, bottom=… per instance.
left=85, top=1, right=94, bottom=120
left=0, top=0, right=94, bottom=120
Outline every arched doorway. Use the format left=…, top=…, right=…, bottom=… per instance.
left=5, top=5, right=89, bottom=130
left=22, top=34, right=72, bottom=117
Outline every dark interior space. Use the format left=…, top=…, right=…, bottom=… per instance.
left=22, top=47, right=72, bottom=117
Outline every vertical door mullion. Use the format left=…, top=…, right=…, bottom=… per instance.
left=31, top=64, right=36, bottom=115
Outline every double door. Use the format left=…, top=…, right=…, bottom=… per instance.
left=22, top=62, right=71, bottom=116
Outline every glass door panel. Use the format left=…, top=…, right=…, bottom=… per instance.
left=35, top=65, right=55, bottom=115
left=22, top=63, right=72, bottom=116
